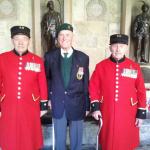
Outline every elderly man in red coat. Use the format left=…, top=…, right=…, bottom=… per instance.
left=89, top=34, right=146, bottom=150
left=0, top=26, right=48, bottom=150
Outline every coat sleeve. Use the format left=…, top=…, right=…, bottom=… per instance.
left=0, top=56, right=2, bottom=112
left=38, top=58, right=48, bottom=110
left=83, top=56, right=90, bottom=111
left=89, top=64, right=102, bottom=112
left=44, top=53, right=52, bottom=100
left=135, top=65, right=147, bottom=119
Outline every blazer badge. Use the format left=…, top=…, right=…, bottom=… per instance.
left=77, top=67, right=84, bottom=80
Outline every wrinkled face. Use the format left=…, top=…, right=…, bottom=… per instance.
left=57, top=30, right=73, bottom=51
left=110, top=43, right=128, bottom=60
left=11, top=34, right=30, bottom=55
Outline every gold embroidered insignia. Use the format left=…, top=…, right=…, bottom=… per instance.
left=117, top=34, right=121, bottom=37
left=0, top=94, right=5, bottom=102
left=76, top=67, right=84, bottom=80
left=19, top=26, right=24, bottom=29
left=100, top=96, right=104, bottom=103
left=130, top=65, right=132, bottom=69
left=68, top=25, right=71, bottom=30
left=32, top=94, right=40, bottom=101
left=130, top=97, right=138, bottom=106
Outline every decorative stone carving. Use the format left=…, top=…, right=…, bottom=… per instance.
left=0, top=0, right=16, bottom=18
left=86, top=0, right=106, bottom=21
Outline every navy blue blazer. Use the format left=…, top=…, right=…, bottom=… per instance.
left=44, top=48, right=90, bottom=120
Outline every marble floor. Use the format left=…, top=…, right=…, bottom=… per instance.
left=43, top=145, right=150, bottom=150
left=41, top=112, right=150, bottom=150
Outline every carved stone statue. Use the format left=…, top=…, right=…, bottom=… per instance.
left=132, top=2, right=150, bottom=64
left=41, top=0, right=62, bottom=52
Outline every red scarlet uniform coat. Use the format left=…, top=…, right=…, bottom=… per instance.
left=0, top=50, right=48, bottom=150
left=89, top=56, right=146, bottom=150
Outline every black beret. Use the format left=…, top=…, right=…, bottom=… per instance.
left=10, top=26, right=30, bottom=38
left=57, top=23, right=73, bottom=37
left=110, top=34, right=128, bottom=45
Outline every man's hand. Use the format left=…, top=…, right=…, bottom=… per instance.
left=135, top=118, right=143, bottom=127
left=86, top=111, right=90, bottom=116
left=92, top=110, right=102, bottom=120
left=48, top=100, right=51, bottom=109
left=40, top=110, right=47, bottom=117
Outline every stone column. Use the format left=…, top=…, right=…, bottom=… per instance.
left=64, top=0, right=72, bottom=23
left=32, top=0, right=42, bottom=56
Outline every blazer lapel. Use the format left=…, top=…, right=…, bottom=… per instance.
left=54, top=49, right=65, bottom=87
left=67, top=50, right=79, bottom=87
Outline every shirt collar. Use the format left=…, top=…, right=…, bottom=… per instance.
left=109, top=55, right=125, bottom=63
left=13, top=49, right=28, bottom=56
left=61, top=48, right=73, bottom=58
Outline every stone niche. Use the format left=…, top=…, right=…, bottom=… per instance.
left=130, top=0, right=150, bottom=63
left=141, top=65, right=150, bottom=83
left=140, top=65, right=150, bottom=119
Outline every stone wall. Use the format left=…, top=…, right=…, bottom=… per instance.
left=0, top=0, right=33, bottom=53
left=0, top=0, right=122, bottom=73
left=71, top=0, right=121, bottom=73
left=0, top=0, right=150, bottom=148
